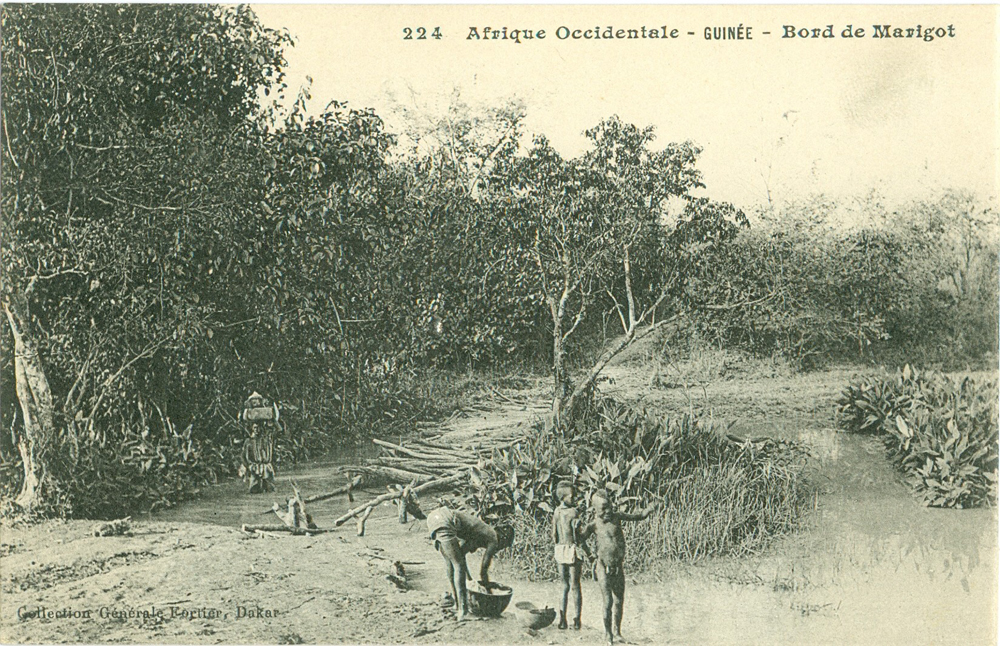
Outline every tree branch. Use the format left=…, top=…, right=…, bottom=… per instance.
left=467, top=120, right=517, bottom=196
left=606, top=289, right=628, bottom=333
left=2, top=110, right=21, bottom=170
left=700, top=290, right=776, bottom=311
left=85, top=334, right=172, bottom=431
left=562, top=294, right=588, bottom=342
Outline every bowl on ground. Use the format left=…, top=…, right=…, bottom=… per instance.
left=520, top=606, right=556, bottom=630
left=467, top=583, right=513, bottom=618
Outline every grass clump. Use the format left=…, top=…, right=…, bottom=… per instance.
left=837, top=365, right=998, bottom=508
left=483, top=395, right=809, bottom=580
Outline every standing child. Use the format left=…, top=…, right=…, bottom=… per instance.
left=551, top=480, right=587, bottom=630
left=579, top=489, right=659, bottom=646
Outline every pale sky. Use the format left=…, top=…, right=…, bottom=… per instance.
left=252, top=4, right=998, bottom=212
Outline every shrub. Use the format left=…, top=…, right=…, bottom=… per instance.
left=486, top=394, right=809, bottom=578
left=837, top=366, right=998, bottom=508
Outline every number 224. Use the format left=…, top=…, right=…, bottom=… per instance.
left=403, top=27, right=442, bottom=40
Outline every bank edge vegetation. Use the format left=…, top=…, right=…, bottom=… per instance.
left=838, top=367, right=998, bottom=509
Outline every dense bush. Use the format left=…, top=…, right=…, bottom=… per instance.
left=484, top=395, right=809, bottom=580
left=0, top=5, right=443, bottom=517
left=688, top=195, right=998, bottom=369
left=837, top=366, right=998, bottom=508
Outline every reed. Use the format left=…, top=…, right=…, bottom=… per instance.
left=493, top=396, right=809, bottom=579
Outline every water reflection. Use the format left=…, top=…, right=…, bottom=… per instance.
left=679, top=422, right=999, bottom=645
left=148, top=445, right=376, bottom=528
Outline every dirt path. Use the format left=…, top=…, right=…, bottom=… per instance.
left=2, top=364, right=996, bottom=645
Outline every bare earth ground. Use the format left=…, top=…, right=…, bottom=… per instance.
left=2, top=357, right=997, bottom=645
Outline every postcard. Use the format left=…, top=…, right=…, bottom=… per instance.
left=2, top=4, right=996, bottom=645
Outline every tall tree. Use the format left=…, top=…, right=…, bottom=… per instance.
left=1, top=4, right=290, bottom=510
left=494, top=117, right=745, bottom=426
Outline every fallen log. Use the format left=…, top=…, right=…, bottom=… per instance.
left=410, top=439, right=475, bottom=457
left=375, top=456, right=463, bottom=471
left=335, top=492, right=400, bottom=527
left=340, top=464, right=441, bottom=485
left=303, top=475, right=363, bottom=504
left=373, top=457, right=439, bottom=471
left=241, top=524, right=335, bottom=536
left=468, top=438, right=523, bottom=453
left=333, top=472, right=470, bottom=527
left=372, top=438, right=460, bottom=462
left=411, top=471, right=470, bottom=494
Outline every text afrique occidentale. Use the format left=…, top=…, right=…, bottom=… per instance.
left=466, top=26, right=684, bottom=43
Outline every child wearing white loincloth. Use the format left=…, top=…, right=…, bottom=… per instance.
left=551, top=480, right=589, bottom=630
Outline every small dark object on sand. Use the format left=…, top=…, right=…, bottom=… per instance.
left=467, top=583, right=513, bottom=618
left=518, top=608, right=556, bottom=630
left=93, top=517, right=131, bottom=537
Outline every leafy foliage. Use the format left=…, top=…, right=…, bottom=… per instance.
left=837, top=366, right=998, bottom=508
left=489, top=120, right=744, bottom=420
left=1, top=4, right=298, bottom=515
left=481, top=395, right=809, bottom=578
left=687, top=194, right=998, bottom=368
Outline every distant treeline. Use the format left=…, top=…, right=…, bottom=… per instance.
left=2, top=5, right=996, bottom=516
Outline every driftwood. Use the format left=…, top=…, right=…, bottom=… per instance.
left=330, top=432, right=485, bottom=527
left=377, top=456, right=462, bottom=471
left=335, top=490, right=408, bottom=527
left=395, top=482, right=414, bottom=523
left=372, top=438, right=450, bottom=461
left=259, top=475, right=364, bottom=516
left=341, top=464, right=441, bottom=485
left=333, top=472, right=469, bottom=527
left=272, top=485, right=316, bottom=529
left=241, top=523, right=334, bottom=536
left=375, top=457, right=439, bottom=473
left=304, top=475, right=363, bottom=504
left=410, top=440, right=474, bottom=458
left=356, top=506, right=375, bottom=536
left=411, top=471, right=469, bottom=493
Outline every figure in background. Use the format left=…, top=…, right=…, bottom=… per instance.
left=239, top=392, right=278, bottom=493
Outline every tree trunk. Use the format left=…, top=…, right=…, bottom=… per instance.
left=550, top=307, right=575, bottom=427
left=3, top=294, right=57, bottom=510
left=551, top=327, right=567, bottom=416
left=552, top=315, right=682, bottom=431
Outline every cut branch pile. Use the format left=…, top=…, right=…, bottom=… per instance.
left=339, top=436, right=519, bottom=486
left=245, top=433, right=521, bottom=538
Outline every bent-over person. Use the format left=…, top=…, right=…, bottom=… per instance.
left=426, top=506, right=512, bottom=621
